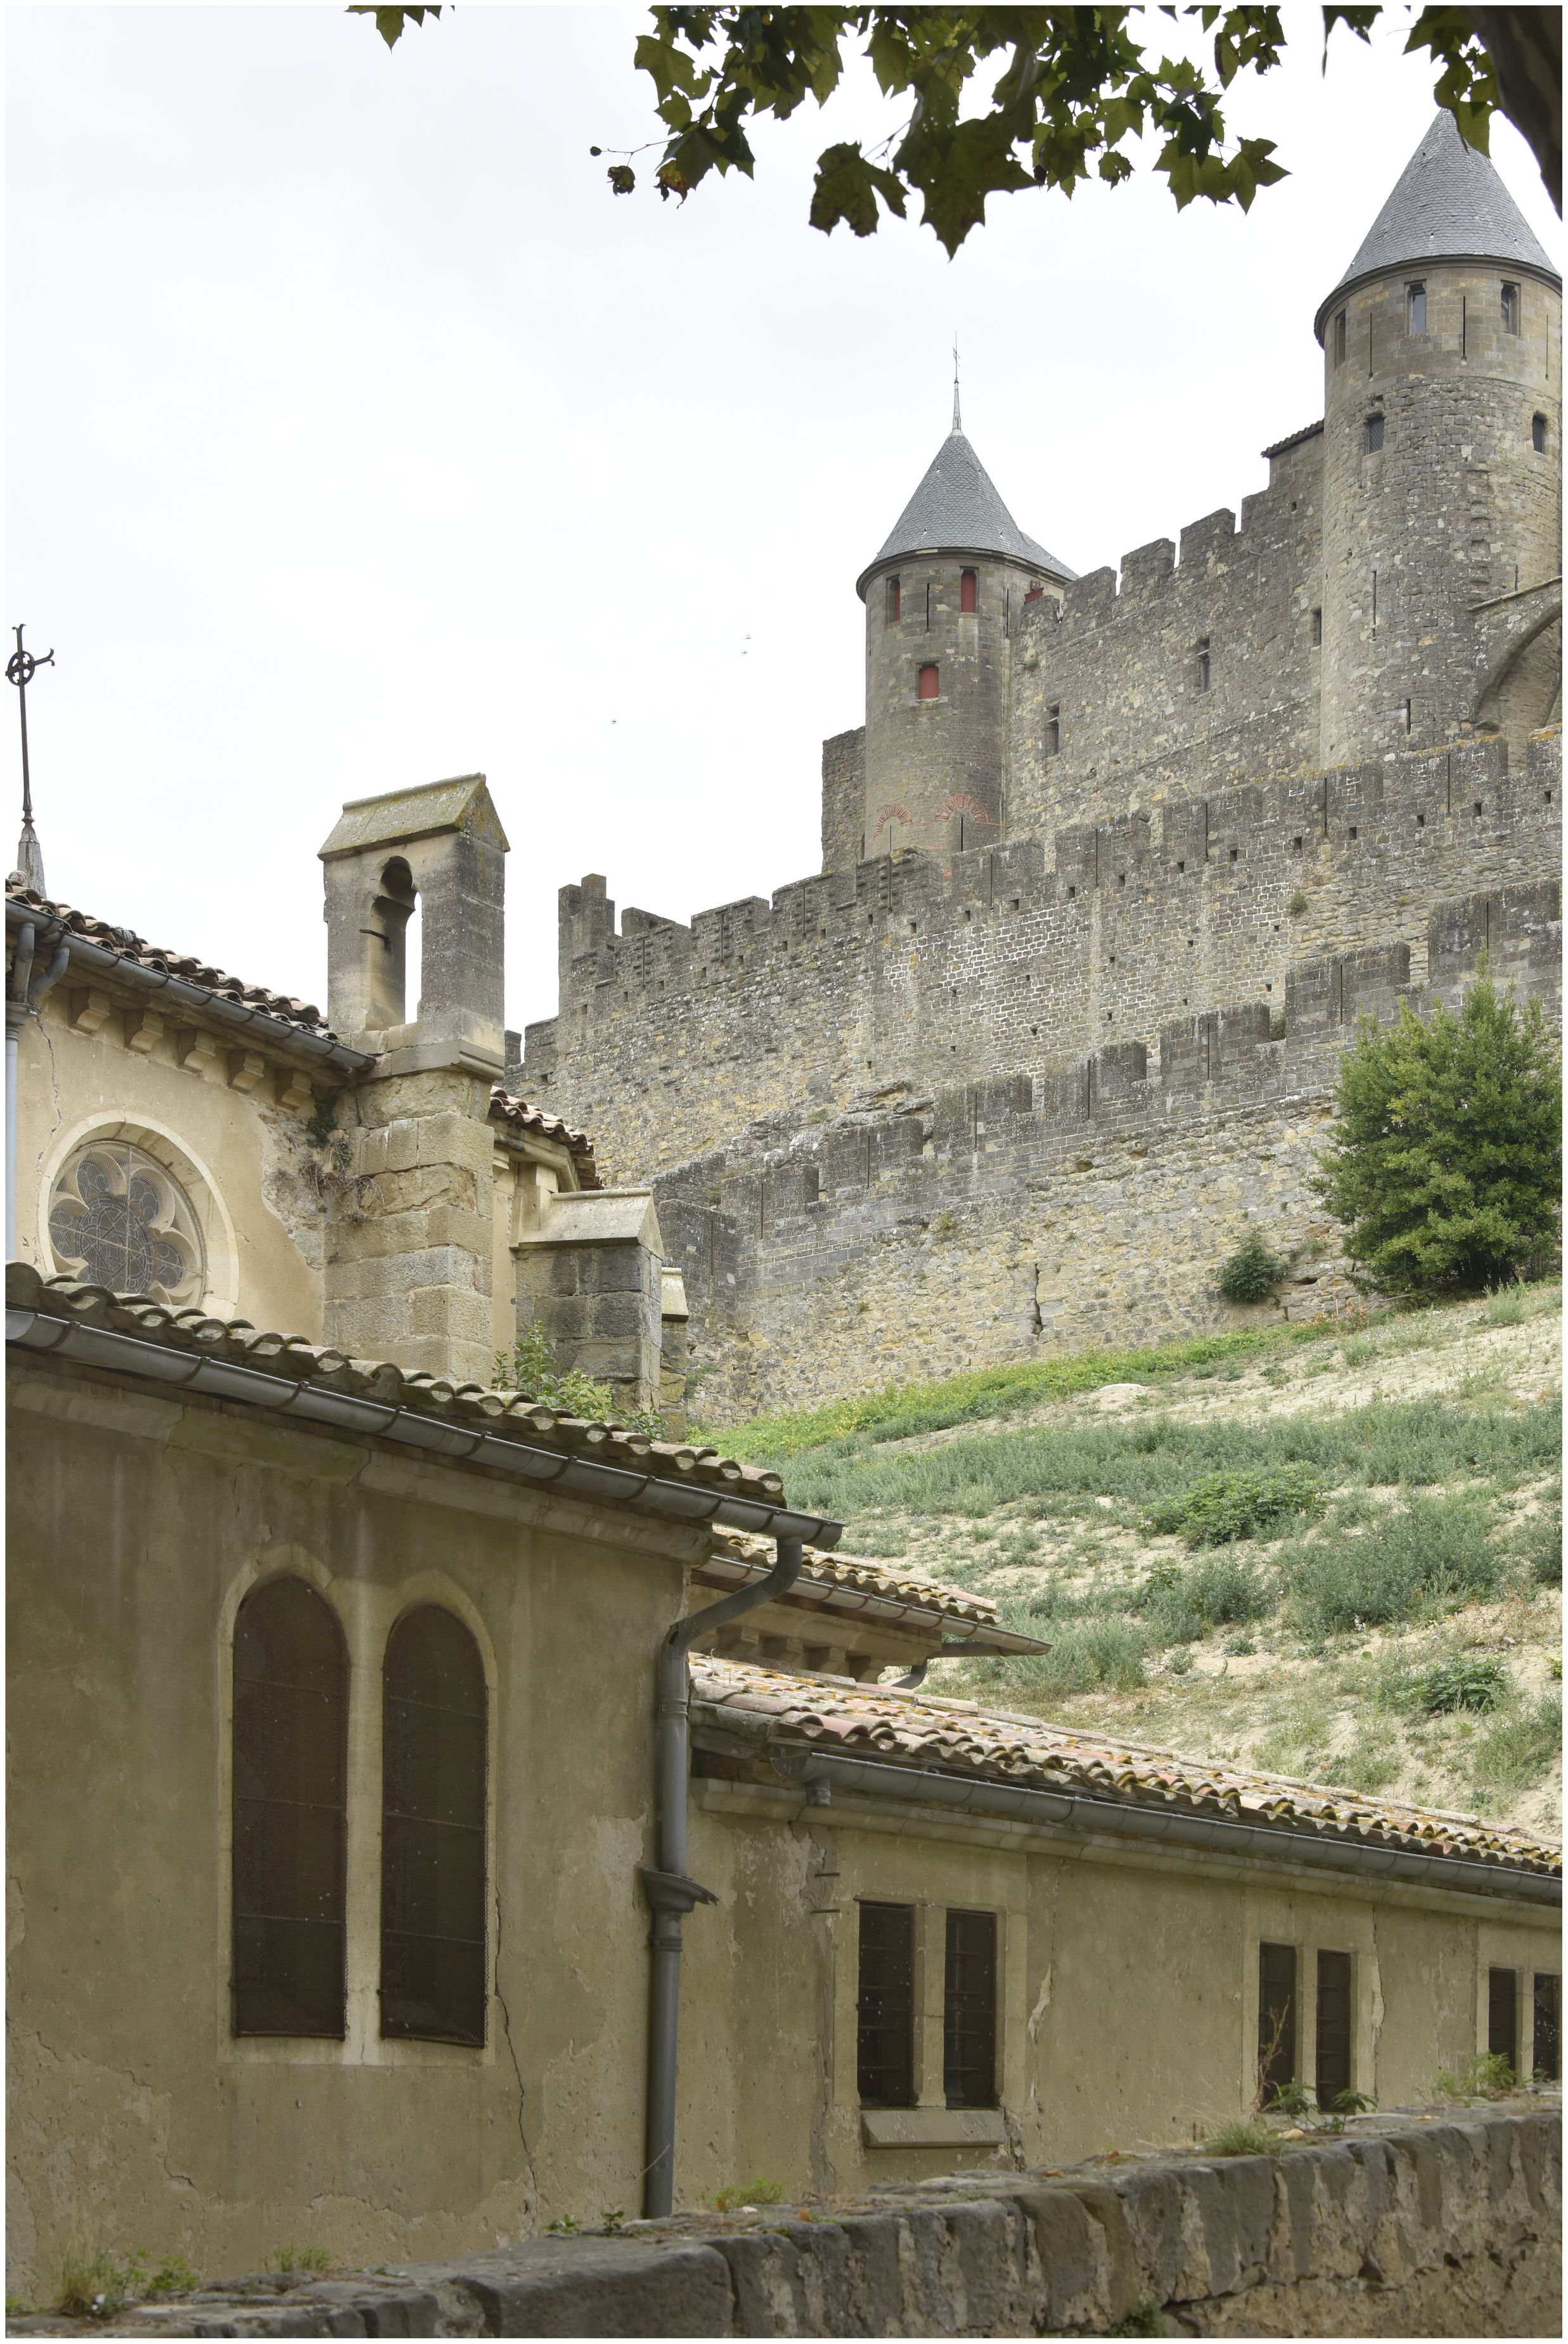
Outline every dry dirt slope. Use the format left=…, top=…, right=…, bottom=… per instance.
left=723, top=1286, right=1563, bottom=1837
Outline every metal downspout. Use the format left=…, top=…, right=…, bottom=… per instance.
left=6, top=920, right=68, bottom=1257
left=640, top=1535, right=805, bottom=2218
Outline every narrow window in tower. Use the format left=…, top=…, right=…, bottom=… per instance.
left=1046, top=705, right=1060, bottom=755
left=960, top=568, right=978, bottom=613
left=918, top=664, right=940, bottom=700
left=1365, top=413, right=1384, bottom=453
left=1333, top=309, right=1347, bottom=366
left=1533, top=413, right=1548, bottom=454
left=1461, top=295, right=1468, bottom=359
left=1311, top=609, right=1323, bottom=646
left=1196, top=640, right=1211, bottom=693
left=887, top=575, right=901, bottom=622
left=925, top=584, right=931, bottom=629
left=1406, top=281, right=1426, bottom=333
left=1501, top=281, right=1520, bottom=334
left=1404, top=699, right=1413, bottom=732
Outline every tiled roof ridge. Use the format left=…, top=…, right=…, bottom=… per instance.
left=690, top=1656, right=1560, bottom=1876
left=6, top=1263, right=786, bottom=1501
left=5, top=879, right=333, bottom=1039
left=711, top=1528, right=998, bottom=1625
left=488, top=1085, right=600, bottom=1179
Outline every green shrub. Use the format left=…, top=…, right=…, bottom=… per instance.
left=1218, top=1235, right=1287, bottom=1304
left=1142, top=1555, right=1275, bottom=1643
left=272, top=2246, right=331, bottom=2275
left=1148, top=1465, right=1325, bottom=1548
left=1471, top=1696, right=1561, bottom=1794
left=1431, top=2051, right=1518, bottom=2102
left=1484, top=1280, right=1530, bottom=1326
left=494, top=1321, right=617, bottom=1422
left=1408, top=1654, right=1507, bottom=1715
left=1518, top=1508, right=1562, bottom=1587
left=1316, top=977, right=1562, bottom=1298
left=1282, top=1496, right=1498, bottom=1636
left=709, top=2176, right=785, bottom=2211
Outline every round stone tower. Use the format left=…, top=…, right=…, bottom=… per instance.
left=1316, top=112, right=1561, bottom=769
left=855, top=397, right=1074, bottom=860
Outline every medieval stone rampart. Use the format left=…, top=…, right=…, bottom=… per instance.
left=1008, top=428, right=1327, bottom=844
left=522, top=731, right=1560, bottom=1194
left=648, top=882, right=1560, bottom=1419
left=38, top=2104, right=1557, bottom=2336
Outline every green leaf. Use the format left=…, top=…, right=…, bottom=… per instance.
left=345, top=4, right=440, bottom=52
left=809, top=141, right=908, bottom=236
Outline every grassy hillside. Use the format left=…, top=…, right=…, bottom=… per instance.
left=700, top=1286, right=1563, bottom=1835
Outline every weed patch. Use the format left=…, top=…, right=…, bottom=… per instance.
left=1140, top=1555, right=1275, bottom=1644
left=1281, top=1495, right=1500, bottom=1637
left=1471, top=1697, right=1562, bottom=1794
left=1203, top=2120, right=1279, bottom=2157
left=1148, top=1465, right=1325, bottom=1548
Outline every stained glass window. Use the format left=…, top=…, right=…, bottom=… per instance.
left=47, top=1140, right=205, bottom=1305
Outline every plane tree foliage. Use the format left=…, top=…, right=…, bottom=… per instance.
left=347, top=6, right=1560, bottom=255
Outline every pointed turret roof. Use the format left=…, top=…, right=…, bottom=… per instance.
left=1315, top=110, right=1558, bottom=340
left=857, top=425, right=1074, bottom=600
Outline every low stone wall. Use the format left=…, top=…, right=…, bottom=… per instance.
left=16, top=2103, right=1558, bottom=2337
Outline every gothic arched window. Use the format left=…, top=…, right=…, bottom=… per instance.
left=231, top=1578, right=349, bottom=2037
left=380, top=1606, right=488, bottom=2046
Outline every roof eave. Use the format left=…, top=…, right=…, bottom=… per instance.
left=855, top=545, right=1073, bottom=603
left=1313, top=252, right=1562, bottom=343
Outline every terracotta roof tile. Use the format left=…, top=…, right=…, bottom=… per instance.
left=7, top=1263, right=791, bottom=1509
left=488, top=1085, right=601, bottom=1184
left=710, top=1528, right=998, bottom=1626
left=6, top=879, right=335, bottom=1039
left=691, top=1656, right=1561, bottom=1877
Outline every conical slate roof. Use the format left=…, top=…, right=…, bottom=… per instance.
left=1316, top=110, right=1558, bottom=338
left=857, top=425, right=1074, bottom=598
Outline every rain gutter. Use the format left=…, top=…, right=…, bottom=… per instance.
left=769, top=1751, right=1559, bottom=1908
left=3, top=899, right=375, bottom=1078
left=4, top=1308, right=842, bottom=1547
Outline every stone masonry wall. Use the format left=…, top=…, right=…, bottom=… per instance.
left=653, top=894, right=1561, bottom=1420
left=1007, top=428, right=1326, bottom=851
left=33, top=2103, right=1557, bottom=2336
left=524, top=731, right=1560, bottom=1192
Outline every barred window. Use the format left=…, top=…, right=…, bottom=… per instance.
left=231, top=1578, right=348, bottom=2037
left=1315, top=1950, right=1353, bottom=2109
left=1365, top=413, right=1384, bottom=454
left=381, top=1607, right=489, bottom=2046
left=857, top=1902, right=915, bottom=2106
left=1488, top=1966, right=1519, bottom=2070
left=944, top=1909, right=997, bottom=2107
left=1258, top=1941, right=1297, bottom=2103
left=1533, top=1974, right=1560, bottom=2080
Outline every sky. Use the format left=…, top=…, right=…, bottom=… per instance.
left=6, top=5, right=1558, bottom=1036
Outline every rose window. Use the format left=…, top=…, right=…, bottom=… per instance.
left=47, top=1141, right=205, bottom=1305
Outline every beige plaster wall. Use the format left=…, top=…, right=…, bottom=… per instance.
left=13, top=993, right=327, bottom=1340
left=678, top=1784, right=1559, bottom=2205
left=6, top=1352, right=695, bottom=2303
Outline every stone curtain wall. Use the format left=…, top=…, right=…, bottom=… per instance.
left=45, top=2104, right=1558, bottom=2336
left=1008, top=431, right=1327, bottom=849
left=653, top=894, right=1560, bottom=1420
left=524, top=732, right=1560, bottom=1189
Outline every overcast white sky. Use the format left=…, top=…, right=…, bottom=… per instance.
left=7, top=5, right=1558, bottom=1033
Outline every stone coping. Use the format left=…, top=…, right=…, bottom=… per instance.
left=11, top=2098, right=1558, bottom=2334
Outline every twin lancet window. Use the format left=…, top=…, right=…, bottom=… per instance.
left=231, top=1580, right=487, bottom=2048
left=856, top=1901, right=998, bottom=2109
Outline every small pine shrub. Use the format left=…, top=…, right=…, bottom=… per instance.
left=1148, top=1465, right=1325, bottom=1549
left=1218, top=1235, right=1287, bottom=1304
left=1408, top=1653, right=1507, bottom=1715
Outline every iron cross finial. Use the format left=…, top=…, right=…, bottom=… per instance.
left=952, top=332, right=961, bottom=434
left=7, top=622, right=55, bottom=896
